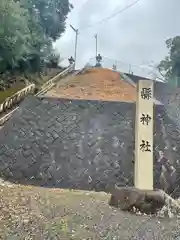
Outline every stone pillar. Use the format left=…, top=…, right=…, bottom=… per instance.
left=134, top=80, right=154, bottom=190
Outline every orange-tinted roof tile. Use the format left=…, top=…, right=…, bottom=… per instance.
left=46, top=68, right=137, bottom=102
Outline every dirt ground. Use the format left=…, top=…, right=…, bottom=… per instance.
left=46, top=68, right=137, bottom=102
left=0, top=184, right=180, bottom=240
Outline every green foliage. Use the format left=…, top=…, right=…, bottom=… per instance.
left=24, top=0, right=73, bottom=41
left=158, top=36, right=180, bottom=85
left=0, top=0, right=31, bottom=72
left=0, top=0, right=72, bottom=77
left=46, top=51, right=61, bottom=68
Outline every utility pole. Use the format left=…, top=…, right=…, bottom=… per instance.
left=94, top=34, right=98, bottom=58
left=70, top=24, right=78, bottom=69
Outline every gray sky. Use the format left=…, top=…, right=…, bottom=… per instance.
left=55, top=0, right=180, bottom=78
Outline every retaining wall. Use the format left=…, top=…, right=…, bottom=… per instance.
left=0, top=96, right=180, bottom=197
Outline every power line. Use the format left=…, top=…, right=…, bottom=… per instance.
left=79, top=0, right=140, bottom=31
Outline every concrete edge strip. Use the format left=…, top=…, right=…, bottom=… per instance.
left=121, top=72, right=163, bottom=105
left=120, top=72, right=136, bottom=87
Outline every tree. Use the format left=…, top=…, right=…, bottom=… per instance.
left=158, top=36, right=180, bottom=84
left=0, top=0, right=32, bottom=73
left=18, top=0, right=73, bottom=72
left=19, top=0, right=73, bottom=41
left=45, top=50, right=61, bottom=68
left=0, top=0, right=73, bottom=75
